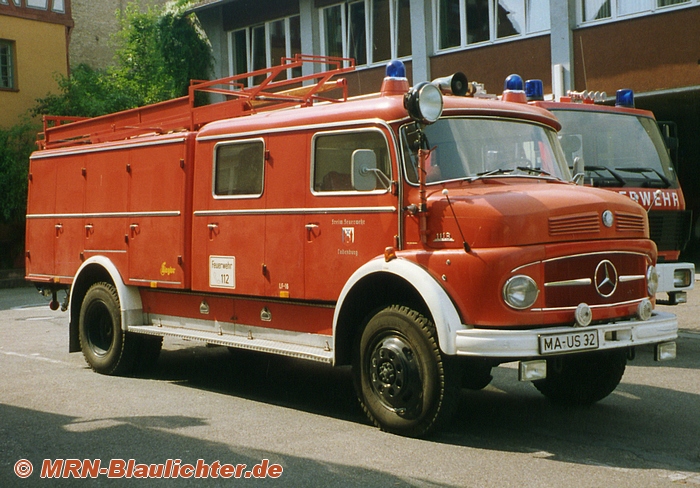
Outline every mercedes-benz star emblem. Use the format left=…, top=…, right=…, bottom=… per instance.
left=594, top=259, right=618, bottom=298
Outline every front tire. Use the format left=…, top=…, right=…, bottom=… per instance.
left=78, top=282, right=137, bottom=375
left=533, top=349, right=627, bottom=405
left=353, top=305, right=458, bottom=437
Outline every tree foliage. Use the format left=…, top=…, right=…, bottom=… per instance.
left=0, top=121, right=36, bottom=223
left=33, top=0, right=213, bottom=117
left=0, top=1, right=213, bottom=268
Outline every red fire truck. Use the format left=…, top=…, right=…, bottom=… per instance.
left=25, top=55, right=677, bottom=437
left=526, top=82, right=694, bottom=305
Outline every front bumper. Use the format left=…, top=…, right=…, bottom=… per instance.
left=454, top=310, right=677, bottom=358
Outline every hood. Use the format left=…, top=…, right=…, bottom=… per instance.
left=425, top=179, right=649, bottom=249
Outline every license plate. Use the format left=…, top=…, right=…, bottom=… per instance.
left=539, top=330, right=599, bottom=355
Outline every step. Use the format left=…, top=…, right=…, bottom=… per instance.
left=129, top=324, right=334, bottom=364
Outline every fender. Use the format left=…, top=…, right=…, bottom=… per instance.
left=71, top=256, right=145, bottom=331
left=333, top=256, right=467, bottom=355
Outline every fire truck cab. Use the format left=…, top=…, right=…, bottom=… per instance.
left=526, top=81, right=695, bottom=305
left=25, top=56, right=678, bottom=437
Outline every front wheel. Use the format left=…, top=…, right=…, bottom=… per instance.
left=79, top=282, right=137, bottom=375
left=353, top=305, right=458, bottom=437
left=533, top=349, right=627, bottom=405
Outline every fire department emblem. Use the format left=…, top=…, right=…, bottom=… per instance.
left=594, top=259, right=618, bottom=298
left=342, top=227, right=355, bottom=244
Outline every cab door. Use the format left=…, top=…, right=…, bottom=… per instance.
left=304, top=127, right=399, bottom=301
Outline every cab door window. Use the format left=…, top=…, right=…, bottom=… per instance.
left=214, top=140, right=264, bottom=197
left=312, top=130, right=391, bottom=193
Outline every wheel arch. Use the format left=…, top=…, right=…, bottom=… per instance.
left=69, top=257, right=144, bottom=352
left=333, top=257, right=465, bottom=366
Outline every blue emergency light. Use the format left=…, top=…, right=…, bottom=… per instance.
left=386, top=59, right=406, bottom=78
left=615, top=88, right=635, bottom=108
left=525, top=79, right=544, bottom=101
left=504, top=74, right=524, bottom=91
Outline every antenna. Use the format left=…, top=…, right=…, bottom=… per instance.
left=442, top=189, right=470, bottom=253
left=647, top=189, right=662, bottom=213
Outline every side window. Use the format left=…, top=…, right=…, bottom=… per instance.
left=214, top=140, right=264, bottom=197
left=313, top=130, right=391, bottom=193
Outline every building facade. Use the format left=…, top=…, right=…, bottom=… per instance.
left=0, top=0, right=73, bottom=127
left=189, top=0, right=700, bottom=257
left=69, top=0, right=169, bottom=69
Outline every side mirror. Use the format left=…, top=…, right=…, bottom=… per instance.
left=573, top=156, right=585, bottom=185
left=352, top=149, right=377, bottom=191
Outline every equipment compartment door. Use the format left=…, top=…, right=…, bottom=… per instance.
left=191, top=138, right=267, bottom=296
left=53, top=156, right=85, bottom=280
left=262, top=133, right=306, bottom=300
left=126, top=138, right=190, bottom=289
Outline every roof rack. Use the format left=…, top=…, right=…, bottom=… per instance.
left=38, top=54, right=356, bottom=150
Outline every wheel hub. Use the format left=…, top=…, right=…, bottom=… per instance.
left=369, top=336, right=422, bottom=415
left=377, top=360, right=396, bottom=384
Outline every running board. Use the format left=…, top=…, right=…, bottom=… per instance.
left=128, top=325, right=334, bottom=364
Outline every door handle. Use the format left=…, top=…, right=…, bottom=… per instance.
left=305, top=223, right=319, bottom=241
left=208, top=223, right=219, bottom=239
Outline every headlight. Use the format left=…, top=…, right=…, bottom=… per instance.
left=647, top=265, right=658, bottom=296
left=404, top=82, right=443, bottom=125
left=503, top=275, right=539, bottom=310
left=674, top=268, right=692, bottom=288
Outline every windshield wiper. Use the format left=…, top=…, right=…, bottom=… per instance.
left=469, top=168, right=514, bottom=182
left=516, top=166, right=552, bottom=177
left=582, top=165, right=627, bottom=186
left=614, top=167, right=671, bottom=188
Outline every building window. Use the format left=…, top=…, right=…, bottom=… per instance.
left=581, top=0, right=692, bottom=23
left=52, top=0, right=65, bottom=13
left=228, top=15, right=302, bottom=85
left=320, top=0, right=412, bottom=67
left=26, top=0, right=49, bottom=9
left=0, top=40, right=15, bottom=90
left=436, top=0, right=549, bottom=51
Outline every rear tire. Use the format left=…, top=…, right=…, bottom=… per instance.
left=353, top=305, right=458, bottom=437
left=78, top=282, right=137, bottom=375
left=533, top=349, right=627, bottom=405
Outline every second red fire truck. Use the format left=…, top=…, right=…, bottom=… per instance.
left=25, top=56, right=677, bottom=437
left=527, top=82, right=694, bottom=305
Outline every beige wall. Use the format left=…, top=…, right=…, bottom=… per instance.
left=0, top=16, right=68, bottom=127
left=70, top=0, right=169, bottom=69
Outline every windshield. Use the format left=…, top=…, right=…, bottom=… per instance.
left=401, top=117, right=571, bottom=185
left=552, top=109, right=679, bottom=189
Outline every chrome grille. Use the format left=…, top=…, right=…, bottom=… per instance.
left=615, top=211, right=645, bottom=233
left=549, top=212, right=600, bottom=236
left=543, top=252, right=647, bottom=309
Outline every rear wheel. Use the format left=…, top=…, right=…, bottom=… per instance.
left=78, top=282, right=137, bottom=375
left=533, top=349, right=627, bottom=405
left=353, top=305, right=458, bottom=437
